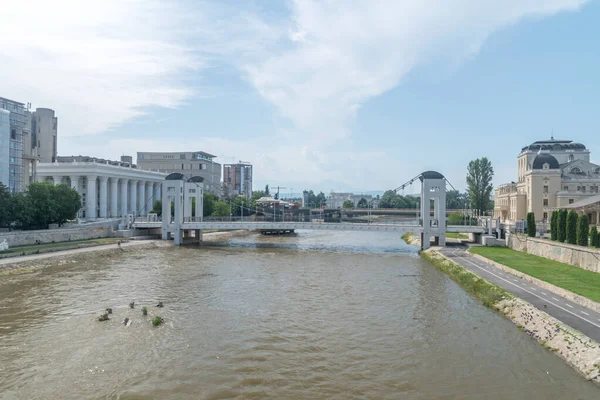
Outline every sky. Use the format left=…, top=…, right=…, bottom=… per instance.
left=1, top=0, right=599, bottom=195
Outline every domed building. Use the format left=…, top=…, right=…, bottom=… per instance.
left=494, top=138, right=600, bottom=225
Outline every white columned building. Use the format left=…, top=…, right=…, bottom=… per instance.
left=37, top=156, right=166, bottom=221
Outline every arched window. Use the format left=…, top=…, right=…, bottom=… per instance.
left=571, top=167, right=582, bottom=174
left=595, top=167, right=600, bottom=174
left=568, top=155, right=574, bottom=162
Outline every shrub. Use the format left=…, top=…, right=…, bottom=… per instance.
left=98, top=311, right=109, bottom=322
left=526, top=212, right=536, bottom=237
left=577, top=214, right=589, bottom=246
left=550, top=211, right=558, bottom=241
left=590, top=226, right=599, bottom=248
left=567, top=210, right=578, bottom=245
left=152, top=316, right=164, bottom=326
left=142, top=306, right=148, bottom=316
left=558, top=210, right=567, bottom=243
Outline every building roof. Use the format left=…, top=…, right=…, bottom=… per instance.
left=521, top=139, right=586, bottom=152
left=563, top=194, right=600, bottom=209
left=419, top=171, right=444, bottom=181
left=532, top=153, right=560, bottom=169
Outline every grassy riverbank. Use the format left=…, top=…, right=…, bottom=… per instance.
left=445, top=232, right=468, bottom=239
left=421, top=250, right=510, bottom=307
left=470, top=247, right=600, bottom=303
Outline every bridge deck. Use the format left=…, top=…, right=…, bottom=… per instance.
left=132, top=221, right=487, bottom=233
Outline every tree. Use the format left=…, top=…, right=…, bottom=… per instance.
left=10, top=192, right=34, bottom=229
left=203, top=192, right=217, bottom=217
left=151, top=200, right=162, bottom=216
left=357, top=198, right=368, bottom=208
left=526, top=212, right=536, bottom=237
left=466, top=157, right=494, bottom=215
left=446, top=190, right=469, bottom=209
left=51, top=184, right=81, bottom=226
left=550, top=211, right=558, bottom=241
left=342, top=200, right=353, bottom=208
left=558, top=210, right=567, bottom=243
left=576, top=214, right=589, bottom=246
left=0, top=183, right=11, bottom=228
left=591, top=226, right=600, bottom=248
left=211, top=201, right=230, bottom=217
left=566, top=210, right=578, bottom=245
left=27, top=182, right=57, bottom=229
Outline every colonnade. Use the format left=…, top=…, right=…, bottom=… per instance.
left=50, top=175, right=162, bottom=220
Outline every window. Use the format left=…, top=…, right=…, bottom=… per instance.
left=543, top=199, right=548, bottom=206
left=181, top=163, right=184, bottom=170
left=10, top=129, right=16, bottom=140
left=543, top=163, right=549, bottom=170
left=569, top=199, right=574, bottom=204
left=571, top=167, right=581, bottom=174
left=569, top=155, right=574, bottom=162
left=591, top=186, right=599, bottom=193
left=563, top=186, right=569, bottom=191
left=139, top=154, right=144, bottom=160
left=180, top=154, right=186, bottom=159
left=543, top=185, right=548, bottom=194
left=582, top=186, right=586, bottom=192
left=543, top=212, right=548, bottom=221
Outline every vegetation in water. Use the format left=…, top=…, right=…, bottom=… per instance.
left=142, top=306, right=148, bottom=316
left=152, top=316, right=164, bottom=326
left=98, top=311, right=109, bottom=322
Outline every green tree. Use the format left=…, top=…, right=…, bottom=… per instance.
left=203, top=192, right=217, bottom=217
left=10, top=192, right=34, bottom=229
left=466, top=157, right=494, bottom=215
left=558, top=209, right=567, bottom=243
left=342, top=200, right=353, bottom=208
left=51, top=184, right=81, bottom=226
left=211, top=201, right=230, bottom=217
left=576, top=214, right=589, bottom=246
left=446, top=190, right=469, bottom=209
left=151, top=200, right=162, bottom=216
left=0, top=183, right=11, bottom=228
left=591, top=226, right=600, bottom=248
left=357, top=198, right=368, bottom=208
left=550, top=211, right=558, bottom=241
left=526, top=212, right=536, bottom=237
left=566, top=210, right=578, bottom=245
left=27, top=182, right=57, bottom=229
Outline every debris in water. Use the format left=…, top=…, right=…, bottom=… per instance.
left=98, top=311, right=109, bottom=322
left=129, top=301, right=135, bottom=309
left=106, top=308, right=112, bottom=314
left=142, top=306, right=148, bottom=316
left=156, top=302, right=164, bottom=308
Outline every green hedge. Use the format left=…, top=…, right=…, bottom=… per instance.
left=576, top=214, right=589, bottom=246
left=566, top=210, right=578, bottom=245
left=526, top=212, right=536, bottom=237
left=550, top=211, right=558, bottom=241
left=558, top=209, right=567, bottom=243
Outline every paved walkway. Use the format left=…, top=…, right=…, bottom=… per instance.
left=0, top=240, right=159, bottom=267
left=439, top=244, right=600, bottom=343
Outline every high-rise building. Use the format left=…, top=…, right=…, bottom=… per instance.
left=0, top=97, right=25, bottom=192
left=223, top=162, right=253, bottom=198
left=31, top=108, right=58, bottom=163
left=136, top=151, right=222, bottom=195
left=0, top=109, right=10, bottom=188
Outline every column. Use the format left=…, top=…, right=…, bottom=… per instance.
left=146, top=181, right=154, bottom=213
left=99, top=176, right=108, bottom=218
left=129, top=179, right=138, bottom=217
left=53, top=176, right=62, bottom=185
left=70, top=175, right=79, bottom=192
left=138, top=180, right=146, bottom=216
left=120, top=179, right=129, bottom=216
left=86, top=175, right=97, bottom=220
left=110, top=178, right=119, bottom=218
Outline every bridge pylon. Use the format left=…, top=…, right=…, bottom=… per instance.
left=419, top=171, right=446, bottom=250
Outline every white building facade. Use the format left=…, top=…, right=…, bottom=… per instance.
left=328, top=191, right=374, bottom=208
left=37, top=158, right=166, bottom=220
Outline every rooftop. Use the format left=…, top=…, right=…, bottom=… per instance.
left=56, top=155, right=138, bottom=168
left=521, top=139, right=587, bottom=152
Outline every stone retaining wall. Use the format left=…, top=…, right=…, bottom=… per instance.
left=0, top=226, right=114, bottom=247
left=506, top=234, right=600, bottom=273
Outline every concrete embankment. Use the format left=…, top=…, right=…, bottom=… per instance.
left=421, top=249, right=600, bottom=384
left=0, top=230, right=253, bottom=273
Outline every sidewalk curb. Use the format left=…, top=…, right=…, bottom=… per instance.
left=470, top=252, right=600, bottom=315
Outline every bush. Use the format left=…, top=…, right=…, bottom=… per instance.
left=590, top=226, right=599, bottom=248
left=576, top=214, right=589, bottom=246
left=558, top=210, right=567, bottom=243
left=526, top=212, right=536, bottom=237
left=142, top=306, right=148, bottom=316
left=152, top=316, right=164, bottom=326
left=98, top=311, right=109, bottom=322
left=550, top=211, right=558, bottom=241
left=567, top=210, right=578, bottom=245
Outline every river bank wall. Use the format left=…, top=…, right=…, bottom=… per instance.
left=421, top=249, right=600, bottom=384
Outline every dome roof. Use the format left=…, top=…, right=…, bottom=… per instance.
left=187, top=176, right=204, bottom=182
left=522, top=140, right=586, bottom=152
left=419, top=171, right=444, bottom=181
left=532, top=154, right=559, bottom=170
left=165, top=172, right=184, bottom=180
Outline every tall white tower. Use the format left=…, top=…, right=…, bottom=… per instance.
left=420, top=171, right=447, bottom=250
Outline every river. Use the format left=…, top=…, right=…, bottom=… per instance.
left=0, top=230, right=598, bottom=399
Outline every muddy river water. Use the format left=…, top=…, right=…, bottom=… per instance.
left=0, top=230, right=598, bottom=399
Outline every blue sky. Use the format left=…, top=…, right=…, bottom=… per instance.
left=1, top=0, right=598, bottom=194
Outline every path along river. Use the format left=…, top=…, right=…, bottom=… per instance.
left=0, top=230, right=598, bottom=399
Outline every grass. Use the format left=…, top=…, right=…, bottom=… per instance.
left=421, top=250, right=510, bottom=308
left=446, top=232, right=468, bottom=239
left=470, top=247, right=600, bottom=303
left=401, top=232, right=413, bottom=242
left=152, top=316, right=164, bottom=326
